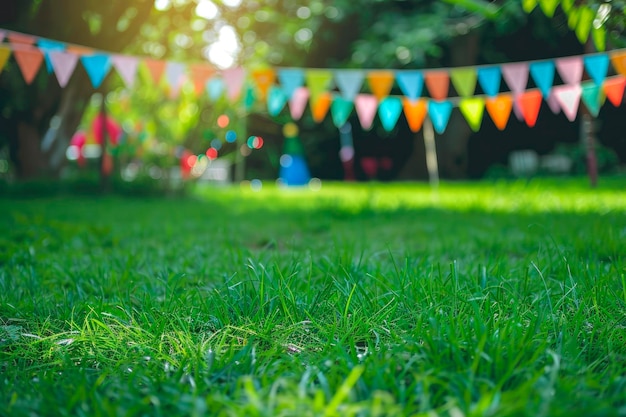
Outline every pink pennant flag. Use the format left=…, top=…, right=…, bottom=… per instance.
left=8, top=32, right=36, bottom=45
left=553, top=84, right=582, bottom=121
left=222, top=67, right=246, bottom=101
left=556, top=56, right=583, bottom=85
left=354, top=94, right=379, bottom=130
left=547, top=91, right=561, bottom=114
left=501, top=63, right=529, bottom=94
left=512, top=97, right=525, bottom=121
left=49, top=50, right=79, bottom=87
left=289, top=87, right=309, bottom=120
left=0, top=30, right=5, bottom=43
left=111, top=55, right=139, bottom=88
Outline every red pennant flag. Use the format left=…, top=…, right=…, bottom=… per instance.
left=13, top=46, right=44, bottom=84
left=189, top=63, right=215, bottom=95
left=144, top=59, right=166, bottom=84
left=424, top=71, right=449, bottom=100
left=402, top=98, right=427, bottom=132
left=516, top=90, right=543, bottom=127
left=485, top=94, right=513, bottom=131
left=604, top=76, right=626, bottom=106
left=367, top=70, right=395, bottom=100
left=8, top=33, right=36, bottom=45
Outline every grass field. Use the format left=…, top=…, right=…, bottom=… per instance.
left=1, top=178, right=625, bottom=416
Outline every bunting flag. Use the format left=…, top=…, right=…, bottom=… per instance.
left=305, top=69, right=333, bottom=103
left=428, top=101, right=453, bottom=134
left=311, top=92, right=332, bottom=123
left=8, top=33, right=35, bottom=45
left=547, top=90, right=561, bottom=114
left=0, top=30, right=4, bottom=43
left=584, top=54, right=609, bottom=85
left=252, top=68, right=276, bottom=99
left=553, top=84, right=582, bottom=121
left=207, top=78, right=224, bottom=101
left=49, top=50, right=79, bottom=87
left=37, top=39, right=65, bottom=73
left=610, top=51, right=626, bottom=76
left=450, top=67, right=477, bottom=97
left=0, top=47, right=11, bottom=74
left=334, top=70, right=365, bottom=100
left=111, top=55, right=139, bottom=89
left=13, top=46, right=44, bottom=84
left=396, top=71, right=423, bottom=100
left=143, top=59, right=166, bottom=84
left=581, top=82, right=602, bottom=116
left=331, top=96, right=354, bottom=128
left=485, top=94, right=513, bottom=130
left=477, top=66, right=501, bottom=97
left=459, top=97, right=485, bottom=132
left=222, top=67, right=246, bottom=101
left=529, top=61, right=555, bottom=98
left=425, top=71, right=449, bottom=100
left=517, top=90, right=542, bottom=127
left=278, top=68, right=304, bottom=99
left=556, top=56, right=583, bottom=85
left=603, top=76, right=626, bottom=106
left=165, top=61, right=185, bottom=96
left=539, top=0, right=559, bottom=17
left=402, top=98, right=427, bottom=133
left=501, top=63, right=529, bottom=94
left=289, top=87, right=309, bottom=120
left=378, top=97, right=403, bottom=132
left=81, top=54, right=112, bottom=88
left=367, top=70, right=395, bottom=100
left=267, top=86, right=288, bottom=117
left=189, top=63, right=215, bottom=95
left=354, top=94, right=379, bottom=130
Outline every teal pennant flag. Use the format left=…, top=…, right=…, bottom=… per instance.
left=529, top=61, right=555, bottom=98
left=581, top=82, right=601, bottom=116
left=428, top=100, right=453, bottom=134
left=477, top=66, right=501, bottom=97
left=267, top=86, right=287, bottom=116
left=37, top=39, right=65, bottom=73
left=378, top=97, right=403, bottom=132
left=278, top=68, right=304, bottom=99
left=331, top=96, right=354, bottom=128
left=583, top=54, right=609, bottom=86
left=396, top=70, right=424, bottom=100
left=334, top=70, right=365, bottom=100
left=81, top=54, right=111, bottom=88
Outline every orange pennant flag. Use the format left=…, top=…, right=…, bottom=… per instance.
left=311, top=92, right=332, bottom=123
left=144, top=59, right=166, bottom=84
left=402, top=98, right=427, bottom=132
left=610, top=51, right=626, bottom=76
left=516, top=90, right=543, bottom=127
left=485, top=94, right=513, bottom=130
left=0, top=46, right=11, bottom=73
left=13, top=46, right=44, bottom=84
left=367, top=70, right=395, bottom=100
left=8, top=33, right=35, bottom=45
left=424, top=71, right=449, bottom=100
left=189, top=63, right=215, bottom=95
left=66, top=45, right=95, bottom=56
left=252, top=68, right=276, bottom=99
left=604, top=76, right=626, bottom=106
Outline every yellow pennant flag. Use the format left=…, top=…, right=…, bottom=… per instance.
left=367, top=70, right=395, bottom=100
left=0, top=46, right=11, bottom=73
left=459, top=97, right=485, bottom=132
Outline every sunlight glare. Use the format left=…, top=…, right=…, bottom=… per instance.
left=155, top=0, right=170, bottom=11
left=204, top=25, right=240, bottom=69
left=196, top=0, right=219, bottom=20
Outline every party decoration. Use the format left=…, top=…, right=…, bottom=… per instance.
left=425, top=71, right=449, bottom=100
left=517, top=90, right=543, bottom=127
left=367, top=70, right=395, bottom=100
left=477, top=66, right=501, bottom=97
left=354, top=94, right=379, bottom=130
left=396, top=70, right=423, bottom=100
left=207, top=78, right=224, bottom=101
left=8, top=33, right=35, bottom=45
left=556, top=56, right=583, bottom=85
left=0, top=30, right=4, bottom=43
left=580, top=83, right=602, bottom=117
left=610, top=51, right=626, bottom=76
left=334, top=69, right=365, bottom=100
left=143, top=59, right=166, bottom=84
left=0, top=47, right=11, bottom=73
left=222, top=67, right=246, bottom=101
left=37, top=39, right=65, bottom=73
left=459, top=97, right=485, bottom=132
left=378, top=97, right=403, bottom=132
left=501, top=63, right=529, bottom=94
left=165, top=61, right=186, bottom=96
left=267, top=86, right=288, bottom=116
left=111, top=55, right=139, bottom=89
left=311, top=92, right=333, bottom=123
left=539, top=0, right=559, bottom=17
left=305, top=69, right=333, bottom=102
left=485, top=94, right=513, bottom=130
left=584, top=54, right=609, bottom=86
left=428, top=101, right=453, bottom=134
left=547, top=91, right=561, bottom=114
left=189, top=63, right=215, bottom=95
left=49, top=50, right=79, bottom=87
left=529, top=61, right=555, bottom=98
left=278, top=68, right=305, bottom=98
left=81, top=54, right=112, bottom=88
left=330, top=97, right=354, bottom=128
left=251, top=68, right=276, bottom=99
left=603, top=76, right=626, bottom=106
left=450, top=67, right=477, bottom=97
left=402, top=98, right=427, bottom=133
left=289, top=87, right=309, bottom=120
left=13, top=46, right=44, bottom=84
left=553, top=84, right=582, bottom=121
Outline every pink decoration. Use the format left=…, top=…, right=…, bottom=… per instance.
left=92, top=114, right=122, bottom=145
left=289, top=87, right=309, bottom=120
left=501, top=63, right=529, bottom=94
left=70, top=131, right=86, bottom=148
left=556, top=57, right=583, bottom=85
left=553, top=84, right=582, bottom=121
left=547, top=91, right=561, bottom=114
left=49, top=51, right=78, bottom=87
left=111, top=55, right=139, bottom=88
left=354, top=94, right=378, bottom=130
left=222, top=67, right=246, bottom=101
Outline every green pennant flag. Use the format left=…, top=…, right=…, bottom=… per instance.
left=459, top=97, right=485, bottom=132
left=581, top=82, right=602, bottom=117
left=330, top=96, right=354, bottom=128
left=450, top=67, right=477, bottom=97
left=305, top=70, right=334, bottom=102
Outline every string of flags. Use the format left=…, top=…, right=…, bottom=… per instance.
left=2, top=29, right=626, bottom=135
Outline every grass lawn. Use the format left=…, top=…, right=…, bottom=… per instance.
left=1, top=178, right=625, bottom=416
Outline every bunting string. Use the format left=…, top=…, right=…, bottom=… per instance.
left=1, top=29, right=626, bottom=134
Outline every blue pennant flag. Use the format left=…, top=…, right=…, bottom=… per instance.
left=378, top=97, right=403, bottom=132
left=207, top=78, right=224, bottom=101
left=581, top=82, right=601, bottom=117
left=334, top=70, right=365, bottom=100
left=396, top=70, right=424, bottom=100
left=267, top=86, right=287, bottom=116
left=278, top=68, right=304, bottom=99
left=37, top=39, right=65, bottom=73
left=477, top=66, right=501, bottom=97
left=331, top=96, right=354, bottom=128
left=428, top=101, right=453, bottom=134
left=530, top=61, right=555, bottom=98
left=584, top=54, right=609, bottom=86
left=81, top=54, right=112, bottom=88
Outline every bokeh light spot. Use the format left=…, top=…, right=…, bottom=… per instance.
left=225, top=130, right=237, bottom=143
left=283, top=122, right=299, bottom=137
left=206, top=148, right=218, bottom=160
left=280, top=154, right=293, bottom=168
left=211, top=139, right=222, bottom=150
left=217, top=114, right=230, bottom=128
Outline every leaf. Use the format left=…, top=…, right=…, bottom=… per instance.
left=539, top=0, right=559, bottom=18
left=441, top=0, right=500, bottom=19
left=591, top=26, right=606, bottom=52
left=561, top=0, right=574, bottom=13
left=567, top=7, right=580, bottom=31
left=575, top=6, right=594, bottom=44
left=522, top=0, right=538, bottom=13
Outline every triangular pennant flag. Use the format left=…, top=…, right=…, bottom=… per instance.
left=49, top=50, right=79, bottom=88
left=252, top=68, right=276, bottom=99
left=37, top=39, right=65, bottom=73
left=603, top=76, right=626, bottom=106
left=553, top=84, right=582, bottom=121
left=547, top=91, right=561, bottom=114
left=424, top=71, right=449, bottom=100
left=144, top=59, right=166, bottom=84
left=459, top=97, right=485, bottom=132
left=267, top=86, right=288, bottom=117
left=583, top=54, right=609, bottom=86
left=189, top=63, right=215, bottom=95
left=402, top=98, right=427, bottom=132
left=354, top=94, right=379, bottom=130
left=529, top=61, right=555, bottom=98
left=305, top=70, right=334, bottom=102
left=207, top=78, right=224, bottom=101
left=278, top=68, right=305, bottom=99
left=516, top=90, right=543, bottom=127
left=580, top=82, right=602, bottom=117
left=556, top=56, right=583, bottom=85
left=66, top=45, right=94, bottom=56
left=311, top=92, right=332, bottom=123
left=539, top=0, right=559, bottom=17
left=244, top=84, right=256, bottom=110
left=0, top=30, right=5, bottom=43
left=8, top=33, right=35, bottom=45
left=428, top=101, right=453, bottom=134
left=111, top=55, right=139, bottom=89
left=485, top=94, right=513, bottom=130
left=501, top=62, right=529, bottom=94
left=378, top=97, right=403, bottom=132
left=222, top=67, right=246, bottom=101
left=81, top=54, right=112, bottom=88
left=289, top=87, right=309, bottom=120
left=477, top=66, right=501, bottom=97
left=330, top=96, right=354, bottom=128
left=165, top=61, right=186, bottom=95
left=512, top=97, right=525, bottom=121
left=367, top=70, right=395, bottom=100
left=13, top=46, right=44, bottom=85
left=0, top=47, right=11, bottom=74
left=396, top=71, right=424, bottom=100
left=334, top=69, right=365, bottom=100
left=610, top=51, right=626, bottom=76
left=450, top=67, right=477, bottom=97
